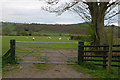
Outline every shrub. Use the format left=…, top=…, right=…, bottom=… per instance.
left=2, top=55, right=16, bottom=67
left=89, top=33, right=96, bottom=42
left=43, top=34, right=49, bottom=36
left=70, top=35, right=90, bottom=41
left=79, top=62, right=98, bottom=70
left=21, top=31, right=29, bottom=36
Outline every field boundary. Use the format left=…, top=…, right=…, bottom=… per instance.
left=3, top=40, right=120, bottom=68
left=79, top=42, right=120, bottom=68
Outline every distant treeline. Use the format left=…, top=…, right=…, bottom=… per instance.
left=2, top=22, right=90, bottom=36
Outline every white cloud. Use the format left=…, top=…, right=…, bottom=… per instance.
left=1, top=0, right=119, bottom=25
left=56, top=22, right=74, bottom=24
left=1, top=0, right=83, bottom=24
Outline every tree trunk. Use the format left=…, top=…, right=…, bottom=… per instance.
left=88, top=2, right=108, bottom=45
left=90, top=9, right=107, bottom=45
left=92, top=17, right=107, bottom=45
left=97, top=14, right=107, bottom=45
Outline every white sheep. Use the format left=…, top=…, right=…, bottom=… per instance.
left=32, top=37, right=35, bottom=41
left=67, top=38, right=69, bottom=40
left=59, top=37, right=62, bottom=40
left=48, top=37, right=51, bottom=39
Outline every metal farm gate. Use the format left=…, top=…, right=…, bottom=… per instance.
left=15, top=41, right=78, bottom=64
left=4, top=40, right=120, bottom=67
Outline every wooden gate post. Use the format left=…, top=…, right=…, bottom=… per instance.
left=78, top=42, right=84, bottom=65
left=10, top=40, right=16, bottom=62
left=103, top=45, right=107, bottom=68
left=107, top=25, right=114, bottom=73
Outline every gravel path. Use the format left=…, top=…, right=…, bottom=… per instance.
left=3, top=63, right=90, bottom=78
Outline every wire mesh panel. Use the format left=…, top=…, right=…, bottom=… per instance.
left=15, top=41, right=78, bottom=64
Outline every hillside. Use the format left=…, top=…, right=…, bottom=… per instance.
left=2, top=22, right=90, bottom=36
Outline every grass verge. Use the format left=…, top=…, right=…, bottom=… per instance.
left=73, top=62, right=119, bottom=78
left=2, top=55, right=19, bottom=74
left=2, top=63, right=19, bottom=75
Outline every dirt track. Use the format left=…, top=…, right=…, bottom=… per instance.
left=3, top=63, right=90, bottom=78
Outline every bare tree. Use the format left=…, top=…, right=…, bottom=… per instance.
left=41, top=0, right=120, bottom=45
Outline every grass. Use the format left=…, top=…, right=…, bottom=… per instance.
left=73, top=62, right=120, bottom=78
left=81, top=52, right=119, bottom=78
left=2, top=63, right=19, bottom=74
left=33, top=63, right=51, bottom=72
left=33, top=30, right=70, bottom=36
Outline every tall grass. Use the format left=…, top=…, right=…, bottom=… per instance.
left=73, top=62, right=119, bottom=78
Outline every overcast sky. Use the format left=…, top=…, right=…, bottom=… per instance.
left=0, top=0, right=119, bottom=25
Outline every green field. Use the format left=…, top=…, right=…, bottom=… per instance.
left=2, top=36, right=90, bottom=55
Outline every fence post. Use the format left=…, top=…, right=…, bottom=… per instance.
left=10, top=40, right=16, bottom=62
left=103, top=45, right=107, bottom=68
left=78, top=42, right=84, bottom=64
left=107, top=25, right=114, bottom=73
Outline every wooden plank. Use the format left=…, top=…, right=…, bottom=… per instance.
left=84, top=45, right=109, bottom=47
left=84, top=50, right=107, bottom=52
left=112, top=50, right=120, bottom=52
left=83, top=55, right=120, bottom=58
left=84, top=50, right=120, bottom=52
left=84, top=59, right=103, bottom=61
left=84, top=59, right=120, bottom=62
left=3, top=49, right=11, bottom=57
left=84, top=44, right=120, bottom=47
left=95, top=63, right=120, bottom=67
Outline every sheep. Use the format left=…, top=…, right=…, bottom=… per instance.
left=59, top=37, right=62, bottom=40
left=67, top=38, right=69, bottom=40
left=32, top=37, right=35, bottom=41
left=48, top=37, right=51, bottom=39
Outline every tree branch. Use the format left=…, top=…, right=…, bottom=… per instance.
left=104, top=12, right=119, bottom=20
left=107, top=1, right=120, bottom=8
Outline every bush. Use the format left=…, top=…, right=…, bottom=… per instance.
left=2, top=55, right=16, bottom=67
left=42, top=34, right=49, bottom=36
left=79, top=62, right=98, bottom=70
left=21, top=31, right=29, bottom=36
left=88, top=33, right=96, bottom=42
left=70, top=35, right=90, bottom=41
